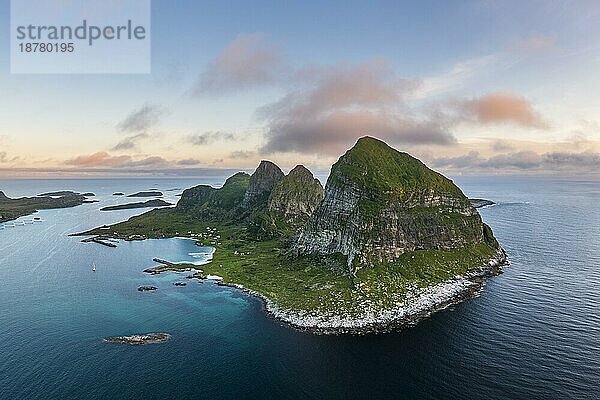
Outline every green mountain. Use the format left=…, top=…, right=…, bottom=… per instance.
left=80, top=136, right=507, bottom=333
left=293, top=136, right=499, bottom=271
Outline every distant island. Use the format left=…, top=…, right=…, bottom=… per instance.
left=81, top=137, right=508, bottom=334
left=101, top=199, right=173, bottom=211
left=127, top=191, right=163, bottom=198
left=0, top=191, right=95, bottom=223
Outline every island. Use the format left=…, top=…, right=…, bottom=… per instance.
left=103, top=333, right=171, bottom=345
left=127, top=191, right=164, bottom=198
left=82, top=137, right=508, bottom=334
left=0, top=191, right=95, bottom=223
left=100, top=199, right=173, bottom=211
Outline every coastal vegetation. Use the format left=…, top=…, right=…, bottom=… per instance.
left=80, top=137, right=507, bottom=332
left=0, top=191, right=94, bottom=223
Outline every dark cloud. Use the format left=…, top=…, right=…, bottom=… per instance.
left=112, top=133, right=149, bottom=151
left=120, top=156, right=170, bottom=168
left=432, top=150, right=600, bottom=172
left=229, top=150, right=257, bottom=159
left=188, top=131, right=236, bottom=146
left=192, top=33, right=285, bottom=95
left=257, top=60, right=454, bottom=155
left=177, top=158, right=202, bottom=166
left=117, top=104, right=166, bottom=133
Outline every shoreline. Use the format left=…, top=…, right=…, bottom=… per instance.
left=79, top=231, right=509, bottom=335
left=216, top=249, right=509, bottom=335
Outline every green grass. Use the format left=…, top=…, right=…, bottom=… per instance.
left=87, top=210, right=497, bottom=318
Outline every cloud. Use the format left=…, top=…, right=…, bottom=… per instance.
left=117, top=104, right=166, bottom=133
left=0, top=152, right=7, bottom=163
left=229, top=150, right=257, bottom=159
left=188, top=131, right=236, bottom=146
left=112, top=133, right=149, bottom=151
left=461, top=93, right=547, bottom=129
left=65, top=153, right=169, bottom=169
left=65, top=152, right=132, bottom=167
left=258, top=60, right=454, bottom=155
left=120, top=156, right=170, bottom=168
left=417, top=54, right=497, bottom=98
left=432, top=149, right=600, bottom=172
left=177, top=158, right=202, bottom=166
left=192, top=33, right=285, bottom=95
left=510, top=36, right=557, bottom=54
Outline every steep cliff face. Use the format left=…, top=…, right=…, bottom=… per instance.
left=293, top=137, right=499, bottom=267
left=176, top=172, right=250, bottom=219
left=268, top=165, right=324, bottom=222
left=242, top=161, right=284, bottom=208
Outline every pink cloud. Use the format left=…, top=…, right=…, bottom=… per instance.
left=65, top=152, right=132, bottom=167
left=465, top=93, right=547, bottom=129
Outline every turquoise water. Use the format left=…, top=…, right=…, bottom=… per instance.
left=0, top=177, right=599, bottom=399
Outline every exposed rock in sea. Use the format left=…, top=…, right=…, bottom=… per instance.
left=173, top=282, right=187, bottom=286
left=127, top=191, right=163, bottom=198
left=137, top=286, right=158, bottom=292
left=469, top=198, right=496, bottom=208
left=242, top=160, right=284, bottom=208
left=293, top=136, right=502, bottom=269
left=104, top=332, right=171, bottom=344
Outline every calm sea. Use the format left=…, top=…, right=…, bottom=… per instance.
left=0, top=176, right=598, bottom=400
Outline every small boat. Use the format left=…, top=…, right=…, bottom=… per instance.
left=92, top=263, right=96, bottom=272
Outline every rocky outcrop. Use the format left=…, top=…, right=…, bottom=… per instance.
left=268, top=165, right=324, bottom=222
left=242, top=161, right=284, bottom=208
left=137, top=286, right=158, bottom=292
left=104, top=332, right=171, bottom=344
left=469, top=198, right=495, bottom=208
left=176, top=172, right=250, bottom=218
left=292, top=137, right=500, bottom=269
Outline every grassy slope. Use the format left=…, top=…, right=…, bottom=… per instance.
left=92, top=208, right=497, bottom=318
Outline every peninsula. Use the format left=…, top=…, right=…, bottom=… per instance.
left=82, top=137, right=508, bottom=333
left=0, top=191, right=94, bottom=223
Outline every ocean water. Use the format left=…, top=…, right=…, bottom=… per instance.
left=0, top=176, right=598, bottom=400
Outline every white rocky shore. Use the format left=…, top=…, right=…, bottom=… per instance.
left=218, top=249, right=508, bottom=334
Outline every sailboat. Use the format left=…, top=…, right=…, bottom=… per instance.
left=92, top=263, right=96, bottom=272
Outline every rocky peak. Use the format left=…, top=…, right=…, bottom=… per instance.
left=243, top=160, right=284, bottom=208
left=176, top=172, right=250, bottom=214
left=268, top=165, right=324, bottom=221
left=292, top=136, right=493, bottom=270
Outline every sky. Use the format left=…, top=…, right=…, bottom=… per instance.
left=1, top=0, right=600, bottom=177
